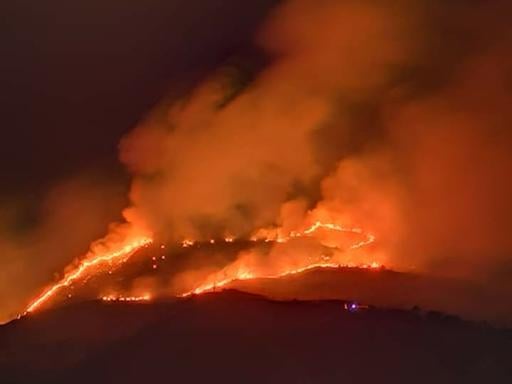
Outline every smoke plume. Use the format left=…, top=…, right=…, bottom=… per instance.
left=120, top=0, right=417, bottom=239
left=121, top=0, right=512, bottom=286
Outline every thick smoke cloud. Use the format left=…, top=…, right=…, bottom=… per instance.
left=120, top=0, right=418, bottom=241
left=121, top=0, right=512, bottom=286
left=386, top=46, right=512, bottom=278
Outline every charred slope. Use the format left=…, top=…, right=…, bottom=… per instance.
left=1, top=291, right=511, bottom=384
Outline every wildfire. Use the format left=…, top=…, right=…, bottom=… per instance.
left=25, top=235, right=152, bottom=313
left=24, top=219, right=378, bottom=315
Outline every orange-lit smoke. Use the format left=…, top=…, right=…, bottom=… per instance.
left=119, top=0, right=512, bottom=298
left=102, top=0, right=417, bottom=307
left=119, top=0, right=418, bottom=244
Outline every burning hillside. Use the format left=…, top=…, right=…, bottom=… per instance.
left=23, top=219, right=381, bottom=315
left=3, top=0, right=512, bottom=326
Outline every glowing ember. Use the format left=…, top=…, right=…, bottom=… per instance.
left=25, top=235, right=152, bottom=313
left=101, top=294, right=151, bottom=302
left=181, top=239, right=194, bottom=248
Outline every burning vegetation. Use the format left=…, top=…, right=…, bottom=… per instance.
left=24, top=218, right=381, bottom=313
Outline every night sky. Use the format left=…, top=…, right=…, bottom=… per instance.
left=1, top=0, right=277, bottom=196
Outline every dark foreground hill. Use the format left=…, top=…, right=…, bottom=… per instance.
left=229, top=267, right=512, bottom=326
left=1, top=291, right=511, bottom=384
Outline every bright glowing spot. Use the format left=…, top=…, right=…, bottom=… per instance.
left=181, top=239, right=194, bottom=248
left=101, top=294, right=151, bottom=302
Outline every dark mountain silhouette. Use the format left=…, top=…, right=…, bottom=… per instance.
left=1, top=290, right=511, bottom=384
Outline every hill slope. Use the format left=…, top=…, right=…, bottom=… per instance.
left=1, top=291, right=511, bottom=384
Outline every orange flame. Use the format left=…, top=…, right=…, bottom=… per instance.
left=181, top=261, right=381, bottom=297
left=251, top=220, right=376, bottom=248
left=181, top=221, right=379, bottom=296
left=25, top=235, right=152, bottom=313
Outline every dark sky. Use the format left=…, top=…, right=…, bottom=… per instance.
left=1, top=0, right=278, bottom=196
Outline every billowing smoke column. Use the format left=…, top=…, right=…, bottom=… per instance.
left=121, top=0, right=512, bottom=286
left=11, top=0, right=512, bottom=321
left=120, top=0, right=417, bottom=248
